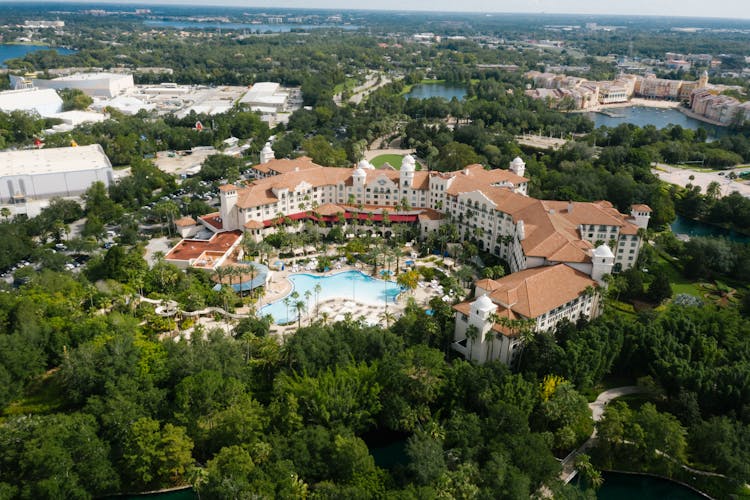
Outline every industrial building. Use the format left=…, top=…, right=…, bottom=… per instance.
left=0, top=88, right=63, bottom=117
left=12, top=72, right=135, bottom=98
left=0, top=144, right=114, bottom=203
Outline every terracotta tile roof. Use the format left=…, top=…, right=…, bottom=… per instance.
left=219, top=184, right=238, bottom=192
left=453, top=301, right=471, bottom=316
left=165, top=230, right=242, bottom=262
left=252, top=156, right=320, bottom=175
left=200, top=212, right=223, bottom=230
left=417, top=208, right=445, bottom=221
left=486, top=264, right=596, bottom=318
left=315, top=203, right=345, bottom=216
left=631, top=204, right=652, bottom=212
left=235, top=167, right=353, bottom=209
left=244, top=220, right=264, bottom=229
left=475, top=278, right=503, bottom=292
left=174, top=216, right=196, bottom=227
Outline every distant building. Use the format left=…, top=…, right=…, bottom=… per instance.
left=12, top=72, right=135, bottom=98
left=0, top=88, right=63, bottom=117
left=23, top=20, right=64, bottom=28
left=239, top=82, right=299, bottom=126
left=0, top=144, right=114, bottom=204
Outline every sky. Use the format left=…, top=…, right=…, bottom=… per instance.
left=29, top=0, right=750, bottom=19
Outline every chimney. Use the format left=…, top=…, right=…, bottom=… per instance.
left=567, top=201, right=574, bottom=214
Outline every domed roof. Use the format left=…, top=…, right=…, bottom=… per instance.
left=401, top=154, right=416, bottom=172
left=511, top=156, right=525, bottom=166
left=473, top=294, right=496, bottom=312
left=353, top=166, right=367, bottom=178
left=261, top=142, right=273, bottom=152
left=358, top=159, right=375, bottom=170
left=593, top=244, right=614, bottom=258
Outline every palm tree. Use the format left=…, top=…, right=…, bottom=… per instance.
left=466, top=324, right=480, bottom=362
left=511, top=318, right=537, bottom=370
left=485, top=312, right=501, bottom=361
left=379, top=310, right=396, bottom=328
left=304, top=290, right=312, bottom=324
left=294, top=300, right=306, bottom=328
left=320, top=311, right=330, bottom=326
left=283, top=297, right=292, bottom=324
left=314, top=283, right=322, bottom=315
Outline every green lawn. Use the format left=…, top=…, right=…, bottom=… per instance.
left=370, top=154, right=405, bottom=169
left=2, top=370, right=66, bottom=420
left=655, top=253, right=702, bottom=297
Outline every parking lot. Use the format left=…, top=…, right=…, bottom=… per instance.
left=652, top=163, right=750, bottom=198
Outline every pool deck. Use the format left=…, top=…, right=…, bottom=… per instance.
left=257, top=259, right=452, bottom=337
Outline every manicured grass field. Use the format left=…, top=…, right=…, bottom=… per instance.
left=370, top=154, right=405, bottom=169
left=654, top=253, right=702, bottom=297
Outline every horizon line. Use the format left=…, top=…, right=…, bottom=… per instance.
left=11, top=1, right=750, bottom=22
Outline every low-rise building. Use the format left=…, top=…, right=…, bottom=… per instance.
left=0, top=144, right=113, bottom=204
left=452, top=264, right=602, bottom=364
left=12, top=72, right=135, bottom=98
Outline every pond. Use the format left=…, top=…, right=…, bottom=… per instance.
left=585, top=106, right=724, bottom=139
left=0, top=44, right=76, bottom=67
left=671, top=215, right=750, bottom=243
left=597, top=471, right=707, bottom=499
left=105, top=487, right=195, bottom=500
left=404, top=83, right=467, bottom=101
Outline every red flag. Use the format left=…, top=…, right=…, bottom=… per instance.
left=195, top=121, right=203, bottom=131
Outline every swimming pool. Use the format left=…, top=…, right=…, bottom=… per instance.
left=259, top=270, right=401, bottom=324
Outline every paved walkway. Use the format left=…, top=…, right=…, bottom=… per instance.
left=560, top=386, right=643, bottom=483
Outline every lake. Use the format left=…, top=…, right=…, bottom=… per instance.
left=0, top=44, right=76, bottom=67
left=405, top=83, right=467, bottom=101
left=597, top=471, right=707, bottom=499
left=585, top=106, right=724, bottom=138
left=671, top=214, right=750, bottom=243
left=144, top=20, right=358, bottom=32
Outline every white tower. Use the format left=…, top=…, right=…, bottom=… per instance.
left=591, top=244, right=615, bottom=285
left=352, top=166, right=367, bottom=205
left=219, top=184, right=239, bottom=230
left=630, top=205, right=652, bottom=231
left=259, top=142, right=274, bottom=164
left=509, top=156, right=526, bottom=178
left=469, top=294, right=497, bottom=363
left=400, top=154, right=416, bottom=188
left=699, top=70, right=709, bottom=88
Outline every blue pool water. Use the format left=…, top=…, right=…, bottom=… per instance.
left=259, top=270, right=401, bottom=324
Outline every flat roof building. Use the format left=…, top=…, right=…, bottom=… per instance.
left=0, top=88, right=63, bottom=117
left=0, top=144, right=114, bottom=203
left=15, top=72, right=135, bottom=98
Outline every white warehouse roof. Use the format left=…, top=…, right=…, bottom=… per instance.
left=0, top=88, right=63, bottom=117
left=0, top=144, right=112, bottom=177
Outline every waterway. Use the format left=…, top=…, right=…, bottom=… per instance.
left=144, top=20, right=358, bottom=32
left=585, top=106, right=724, bottom=139
left=597, top=471, right=706, bottom=499
left=404, top=83, right=467, bottom=101
left=671, top=214, right=750, bottom=243
left=0, top=44, right=76, bottom=67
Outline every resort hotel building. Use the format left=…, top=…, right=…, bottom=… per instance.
left=170, top=148, right=650, bottom=365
